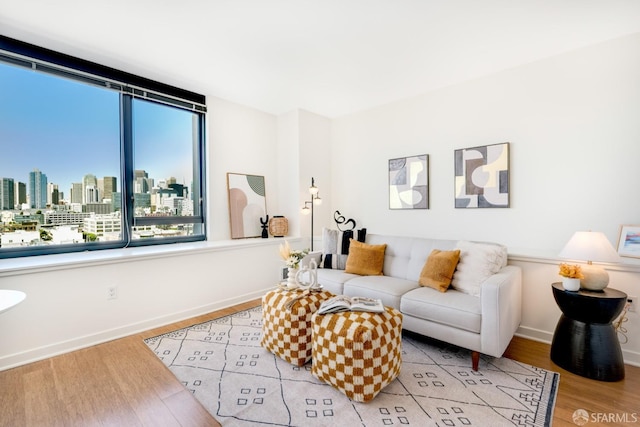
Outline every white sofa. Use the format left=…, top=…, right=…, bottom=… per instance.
left=308, top=234, right=522, bottom=370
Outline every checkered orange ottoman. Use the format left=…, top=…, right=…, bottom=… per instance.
left=311, top=306, right=403, bottom=402
left=261, top=288, right=334, bottom=366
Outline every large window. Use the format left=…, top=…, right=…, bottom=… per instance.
left=0, top=36, right=206, bottom=258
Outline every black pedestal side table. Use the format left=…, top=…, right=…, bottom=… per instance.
left=550, top=282, right=627, bottom=381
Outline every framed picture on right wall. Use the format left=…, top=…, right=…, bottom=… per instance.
left=454, top=142, right=510, bottom=208
left=616, top=225, right=640, bottom=258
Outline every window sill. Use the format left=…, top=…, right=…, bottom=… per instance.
left=0, top=237, right=301, bottom=277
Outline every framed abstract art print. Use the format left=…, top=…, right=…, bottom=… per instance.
left=454, top=142, right=510, bottom=208
left=227, top=173, right=267, bottom=239
left=389, top=154, right=429, bottom=209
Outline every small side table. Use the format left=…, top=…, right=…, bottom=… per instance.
left=550, top=282, right=627, bottom=381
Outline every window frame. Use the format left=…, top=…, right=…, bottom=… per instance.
left=0, top=35, right=207, bottom=258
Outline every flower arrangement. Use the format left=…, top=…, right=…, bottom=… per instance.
left=558, top=263, right=584, bottom=279
left=279, top=240, right=309, bottom=269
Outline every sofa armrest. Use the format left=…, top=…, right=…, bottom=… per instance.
left=479, top=265, right=522, bottom=357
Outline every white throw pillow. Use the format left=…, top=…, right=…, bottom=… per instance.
left=450, top=240, right=508, bottom=296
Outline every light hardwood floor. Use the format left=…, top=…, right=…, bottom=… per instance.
left=1, top=299, right=638, bottom=427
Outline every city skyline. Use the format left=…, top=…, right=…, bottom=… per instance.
left=0, top=60, right=197, bottom=200
left=1, top=168, right=190, bottom=206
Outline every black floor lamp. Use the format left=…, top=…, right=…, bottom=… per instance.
left=301, top=177, right=322, bottom=251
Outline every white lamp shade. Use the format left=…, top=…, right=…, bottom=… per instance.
left=558, top=231, right=621, bottom=263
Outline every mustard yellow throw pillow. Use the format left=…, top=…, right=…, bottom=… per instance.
left=345, top=239, right=387, bottom=276
left=419, top=249, right=461, bottom=292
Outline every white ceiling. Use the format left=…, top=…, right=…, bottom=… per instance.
left=2, top=0, right=640, bottom=118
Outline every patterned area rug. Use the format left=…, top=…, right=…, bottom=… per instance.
left=144, top=306, right=558, bottom=427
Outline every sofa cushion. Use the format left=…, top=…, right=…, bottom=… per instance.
left=365, top=234, right=457, bottom=281
left=400, top=287, right=481, bottom=333
left=343, top=275, right=419, bottom=310
left=450, top=240, right=508, bottom=296
left=316, top=269, right=361, bottom=295
left=345, top=240, right=387, bottom=276
left=320, top=228, right=367, bottom=269
left=419, top=249, right=460, bottom=292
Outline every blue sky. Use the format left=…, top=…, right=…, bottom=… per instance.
left=0, top=61, right=195, bottom=198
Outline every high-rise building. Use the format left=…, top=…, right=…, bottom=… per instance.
left=29, top=169, right=48, bottom=209
left=47, top=183, right=59, bottom=206
left=169, top=183, right=187, bottom=198
left=102, top=176, right=117, bottom=201
left=111, top=192, right=122, bottom=212
left=134, top=170, right=148, bottom=179
left=82, top=174, right=97, bottom=204
left=15, top=182, right=26, bottom=206
left=85, top=185, right=100, bottom=203
left=135, top=177, right=149, bottom=193
left=134, top=193, right=151, bottom=210
left=134, top=170, right=151, bottom=194
left=70, top=183, right=83, bottom=204
left=97, top=178, right=104, bottom=201
left=0, top=178, right=15, bottom=210
left=52, top=188, right=59, bottom=205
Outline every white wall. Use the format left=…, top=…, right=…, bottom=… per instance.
left=298, top=110, right=333, bottom=250
left=207, top=96, right=280, bottom=240
left=331, top=33, right=640, bottom=253
left=276, top=110, right=301, bottom=236
left=276, top=109, right=333, bottom=248
left=0, top=242, right=286, bottom=369
left=330, top=33, right=640, bottom=364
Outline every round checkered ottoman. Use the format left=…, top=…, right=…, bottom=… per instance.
left=311, top=306, right=403, bottom=402
left=261, top=288, right=334, bottom=366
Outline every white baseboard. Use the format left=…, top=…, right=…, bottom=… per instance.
left=516, top=326, right=640, bottom=368
left=622, top=350, right=640, bottom=367
left=515, top=325, right=553, bottom=344
left=0, top=289, right=267, bottom=372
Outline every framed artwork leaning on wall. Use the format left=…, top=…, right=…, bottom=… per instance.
left=227, top=172, right=267, bottom=239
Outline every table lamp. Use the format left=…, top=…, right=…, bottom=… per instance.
left=558, top=231, right=621, bottom=291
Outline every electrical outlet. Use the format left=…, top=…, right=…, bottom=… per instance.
left=628, top=296, right=637, bottom=312
left=107, top=286, right=118, bottom=300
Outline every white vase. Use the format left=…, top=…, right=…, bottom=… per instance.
left=295, top=260, right=318, bottom=289
left=287, top=267, right=299, bottom=289
left=562, top=277, right=580, bottom=291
